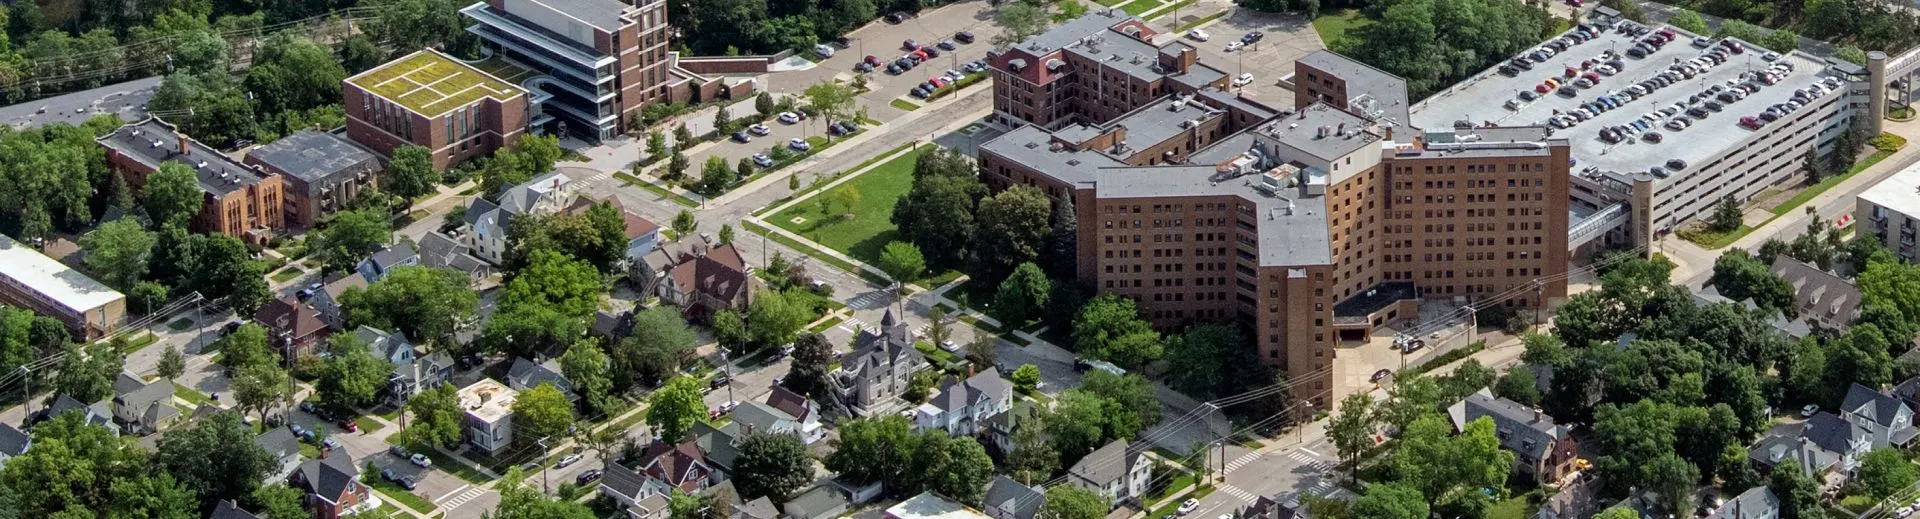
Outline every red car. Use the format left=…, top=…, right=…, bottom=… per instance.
left=903, top=39, right=921, bottom=51
left=865, top=55, right=881, bottom=66
left=339, top=419, right=358, bottom=433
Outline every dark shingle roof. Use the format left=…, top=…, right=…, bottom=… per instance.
left=984, top=476, right=1045, bottom=519
left=295, top=454, right=361, bottom=502
left=1706, top=486, right=1779, bottom=519
left=1769, top=257, right=1860, bottom=324
left=246, top=130, right=379, bottom=185
left=1068, top=439, right=1137, bottom=487
left=0, top=423, right=29, bottom=456
left=1842, top=383, right=1909, bottom=428
left=1803, top=412, right=1870, bottom=455
left=210, top=499, right=263, bottom=519
left=1448, top=389, right=1568, bottom=460
left=255, top=428, right=299, bottom=460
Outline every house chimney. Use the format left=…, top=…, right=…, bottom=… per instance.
left=178, top=133, right=190, bottom=156
left=1532, top=410, right=1542, bottom=423
left=744, top=422, right=756, bottom=435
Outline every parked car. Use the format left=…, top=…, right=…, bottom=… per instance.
left=731, top=131, right=752, bottom=143
left=410, top=454, right=432, bottom=468
left=381, top=468, right=397, bottom=482
left=1186, top=29, right=1209, bottom=41
left=903, top=39, right=919, bottom=50
left=954, top=31, right=974, bottom=44
left=777, top=112, right=800, bottom=124
left=557, top=454, right=583, bottom=468
left=865, top=55, right=882, bottom=66
left=576, top=470, right=604, bottom=485
left=1178, top=499, right=1200, bottom=515
left=748, top=123, right=771, bottom=136
left=855, top=62, right=873, bottom=73
left=937, top=40, right=957, bottom=50
left=1801, top=404, right=1820, bottom=418
left=339, top=418, right=358, bottom=433
left=1232, top=73, right=1254, bottom=86
left=788, top=138, right=811, bottom=151
left=923, top=46, right=940, bottom=58
left=1241, top=31, right=1264, bottom=43
left=398, top=476, right=418, bottom=490
left=322, top=438, right=342, bottom=450
left=751, top=153, right=774, bottom=168
left=910, top=86, right=931, bottom=98
left=1371, top=369, right=1394, bottom=383
left=885, top=12, right=907, bottom=23
left=1224, top=41, right=1244, bottom=52
left=389, top=445, right=410, bottom=458
left=813, top=44, right=835, bottom=58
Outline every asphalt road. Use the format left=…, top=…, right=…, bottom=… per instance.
left=0, top=76, right=160, bottom=129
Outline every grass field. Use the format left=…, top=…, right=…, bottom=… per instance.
left=356, top=415, right=387, bottom=433
left=269, top=268, right=303, bottom=283
left=890, top=99, right=922, bottom=111
left=166, top=318, right=194, bottom=331
left=1313, top=10, right=1374, bottom=51
left=1147, top=0, right=1196, bottom=20
left=172, top=382, right=215, bottom=407
left=120, top=332, right=158, bottom=354
left=1174, top=10, right=1228, bottom=32
left=1122, top=0, right=1165, bottom=16
left=1487, top=496, right=1530, bottom=519
left=616, top=172, right=699, bottom=208
left=368, top=479, right=437, bottom=514
left=772, top=147, right=926, bottom=267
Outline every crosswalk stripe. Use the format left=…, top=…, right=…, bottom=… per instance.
left=439, top=486, right=488, bottom=511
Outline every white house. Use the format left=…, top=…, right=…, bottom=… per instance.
left=1066, top=439, right=1152, bottom=507
left=733, top=386, right=826, bottom=444
left=463, top=169, right=580, bottom=265
left=914, top=368, right=1012, bottom=436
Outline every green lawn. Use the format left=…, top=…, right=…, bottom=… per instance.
left=418, top=445, right=495, bottom=484
left=616, top=172, right=700, bottom=208
left=120, top=332, right=158, bottom=354
left=1121, top=0, right=1165, bottom=16
left=1487, top=496, right=1531, bottom=519
left=368, top=479, right=437, bottom=514
left=1150, top=473, right=1197, bottom=501
left=1313, top=10, right=1374, bottom=51
left=1684, top=139, right=1905, bottom=249
left=1092, top=0, right=1127, bottom=6
left=1174, top=10, right=1228, bottom=32
left=915, top=341, right=958, bottom=366
left=1147, top=0, right=1196, bottom=20
left=298, top=442, right=321, bottom=459
left=809, top=315, right=848, bottom=333
left=172, top=382, right=215, bottom=407
left=355, top=415, right=387, bottom=433
left=270, top=268, right=303, bottom=283
left=890, top=99, right=922, bottom=111
left=1147, top=485, right=1215, bottom=517
left=772, top=147, right=926, bottom=268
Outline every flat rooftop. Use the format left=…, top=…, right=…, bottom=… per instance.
left=348, top=49, right=525, bottom=117
left=98, top=117, right=266, bottom=196
left=1859, top=160, right=1920, bottom=215
left=0, top=233, right=123, bottom=314
left=886, top=492, right=993, bottom=519
left=246, top=131, right=377, bottom=184
left=1411, top=24, right=1835, bottom=180
left=457, top=378, right=519, bottom=423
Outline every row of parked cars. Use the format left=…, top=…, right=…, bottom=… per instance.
left=909, top=61, right=988, bottom=99
left=1544, top=38, right=1744, bottom=132
left=1740, top=76, right=1844, bottom=130
left=875, top=31, right=974, bottom=75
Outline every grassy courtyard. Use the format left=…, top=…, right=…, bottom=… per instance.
left=1313, top=9, right=1374, bottom=51
left=771, top=147, right=926, bottom=269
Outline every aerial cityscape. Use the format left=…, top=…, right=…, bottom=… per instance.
left=0, top=0, right=1919, bottom=518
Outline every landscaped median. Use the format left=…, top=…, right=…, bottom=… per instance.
left=1174, top=10, right=1228, bottom=32
left=614, top=172, right=700, bottom=208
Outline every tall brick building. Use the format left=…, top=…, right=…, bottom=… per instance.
left=345, top=49, right=530, bottom=170
left=979, top=14, right=1568, bottom=406
left=98, top=117, right=287, bottom=241
left=462, top=0, right=673, bottom=140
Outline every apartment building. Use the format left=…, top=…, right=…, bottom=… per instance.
left=344, top=49, right=531, bottom=170
left=462, top=0, right=673, bottom=140
left=0, top=233, right=125, bottom=340
left=977, top=15, right=1569, bottom=405
left=98, top=117, right=287, bottom=241
left=458, top=378, right=519, bottom=454
left=986, top=9, right=1246, bottom=131
left=243, top=131, right=381, bottom=229
left=1856, top=161, right=1920, bottom=262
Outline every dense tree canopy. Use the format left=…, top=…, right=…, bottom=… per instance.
left=341, top=265, right=479, bottom=346
left=1072, top=294, right=1162, bottom=370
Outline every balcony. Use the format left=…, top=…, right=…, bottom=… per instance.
left=463, top=4, right=615, bottom=70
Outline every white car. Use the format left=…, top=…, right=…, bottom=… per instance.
left=1224, top=41, right=1244, bottom=52
left=1233, top=73, right=1254, bottom=86
left=1177, top=499, right=1200, bottom=515
left=778, top=112, right=801, bottom=124
left=409, top=453, right=432, bottom=468
left=556, top=453, right=583, bottom=468
left=1186, top=29, right=1209, bottom=41
left=1801, top=404, right=1820, bottom=418
left=748, top=123, right=771, bottom=135
left=788, top=138, right=811, bottom=151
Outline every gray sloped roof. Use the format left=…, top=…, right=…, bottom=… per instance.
left=1447, top=389, right=1567, bottom=460
left=731, top=400, right=794, bottom=435
left=255, top=428, right=299, bottom=460
left=601, top=460, right=648, bottom=500
left=295, top=454, right=361, bottom=502
left=356, top=326, right=413, bottom=364
left=784, top=485, right=850, bottom=519
left=365, top=241, right=419, bottom=272
left=210, top=499, right=263, bottom=519
left=692, top=421, right=740, bottom=470
left=1803, top=412, right=1870, bottom=455
left=39, top=394, right=113, bottom=428
left=984, top=476, right=1045, bottom=519
left=465, top=198, right=508, bottom=236
left=1707, top=486, right=1779, bottom=519
left=1842, top=383, right=1909, bottom=428
left=931, top=368, right=1011, bottom=413
left=739, top=496, right=780, bottom=519
left=1068, top=439, right=1135, bottom=486
left=0, top=423, right=28, bottom=456
left=507, top=357, right=575, bottom=398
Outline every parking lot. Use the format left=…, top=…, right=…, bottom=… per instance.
left=1175, top=9, right=1325, bottom=108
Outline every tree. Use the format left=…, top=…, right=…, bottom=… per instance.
left=1759, top=28, right=1801, bottom=52
left=973, top=186, right=1052, bottom=279
left=362, top=0, right=474, bottom=58
left=247, top=484, right=308, bottom=519
left=1835, top=45, right=1868, bottom=65
left=1708, top=194, right=1743, bottom=233
left=1492, top=367, right=1540, bottom=407
left=1710, top=249, right=1797, bottom=317
left=231, top=362, right=290, bottom=423
left=1072, top=294, right=1163, bottom=370
left=313, top=209, right=394, bottom=273
left=246, top=34, right=347, bottom=118
left=713, top=309, right=750, bottom=349
left=747, top=290, right=810, bottom=347
left=143, top=162, right=203, bottom=229
left=785, top=332, right=835, bottom=398
left=668, top=149, right=691, bottom=180
left=674, top=124, right=695, bottom=147
left=616, top=307, right=700, bottom=387
left=1036, top=484, right=1106, bottom=519
left=1394, top=414, right=1513, bottom=510
left=1353, top=484, right=1429, bottom=519
left=755, top=92, right=776, bottom=117
left=801, top=81, right=858, bottom=126
left=79, top=219, right=154, bottom=291
left=1043, top=195, right=1077, bottom=279
left=878, top=241, right=926, bottom=288
left=824, top=416, right=914, bottom=484
left=156, top=344, right=185, bottom=381
left=1011, top=364, right=1041, bottom=393
left=893, top=157, right=987, bottom=269
left=130, top=281, right=168, bottom=315
left=732, top=432, right=813, bottom=500
left=316, top=334, right=388, bottom=411
left=789, top=174, right=800, bottom=190
left=1328, top=393, right=1376, bottom=482
left=1668, top=10, right=1709, bottom=34
left=401, top=383, right=464, bottom=449
left=928, top=436, right=995, bottom=507
left=829, top=186, right=861, bottom=219
left=1644, top=453, right=1701, bottom=513
left=648, top=376, right=708, bottom=442
left=992, top=1, right=1047, bottom=45
left=0, top=413, right=154, bottom=515
left=512, top=382, right=577, bottom=441
left=560, top=338, right=614, bottom=414
left=386, top=145, right=438, bottom=202
left=340, top=34, right=385, bottom=74
left=1771, top=461, right=1828, bottom=519
left=488, top=468, right=598, bottom=519
left=992, top=262, right=1051, bottom=326
left=672, top=209, right=698, bottom=238
left=217, top=323, right=273, bottom=372
left=52, top=343, right=120, bottom=404
left=701, top=156, right=737, bottom=195
left=1855, top=449, right=1917, bottom=500
left=340, top=266, right=479, bottom=345
left=646, top=130, right=668, bottom=160
left=1046, top=390, right=1110, bottom=461
left=1007, top=411, right=1057, bottom=484
left=714, top=106, right=733, bottom=134
left=156, top=410, right=276, bottom=504
left=481, top=251, right=601, bottom=359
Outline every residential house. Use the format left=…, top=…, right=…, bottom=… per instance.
left=254, top=297, right=331, bottom=358
left=982, top=476, right=1045, bottom=519
left=1770, top=257, right=1861, bottom=334
left=1748, top=429, right=1843, bottom=481
left=1239, top=495, right=1294, bottom=519
left=690, top=421, right=742, bottom=474
left=33, top=394, right=115, bottom=430
left=1446, top=389, right=1581, bottom=485
left=360, top=326, right=455, bottom=408
left=112, top=372, right=181, bottom=435
left=630, top=438, right=723, bottom=497
left=507, top=357, right=576, bottom=401
left=1801, top=412, right=1871, bottom=481
left=0, top=423, right=28, bottom=471
left=291, top=454, right=374, bottom=519
left=915, top=368, right=1013, bottom=436
left=1691, top=286, right=1808, bottom=339
left=786, top=485, right=853, bottom=519
left=463, top=169, right=581, bottom=265
left=887, top=492, right=993, bottom=519
left=985, top=400, right=1040, bottom=455
left=601, top=461, right=653, bottom=513
left=647, top=240, right=754, bottom=320
left=1706, top=486, right=1780, bottom=519
left=592, top=309, right=633, bottom=343
left=731, top=385, right=825, bottom=444
left=1065, top=439, right=1151, bottom=507
left=831, top=311, right=929, bottom=417
left=739, top=497, right=780, bottom=519
left=355, top=240, right=420, bottom=283
left=211, top=499, right=263, bottom=519
left=564, top=195, right=660, bottom=270
left=417, top=232, right=492, bottom=284
left=458, top=379, right=518, bottom=454
left=257, top=427, right=302, bottom=484
left=309, top=273, right=368, bottom=330
left=1839, top=383, right=1917, bottom=448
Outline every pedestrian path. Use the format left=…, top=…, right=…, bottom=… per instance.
left=1216, top=483, right=1259, bottom=504
left=1223, top=451, right=1264, bottom=474
left=436, top=484, right=489, bottom=512
left=1280, top=450, right=1335, bottom=473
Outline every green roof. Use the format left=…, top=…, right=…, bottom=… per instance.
left=348, top=50, right=524, bottom=117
